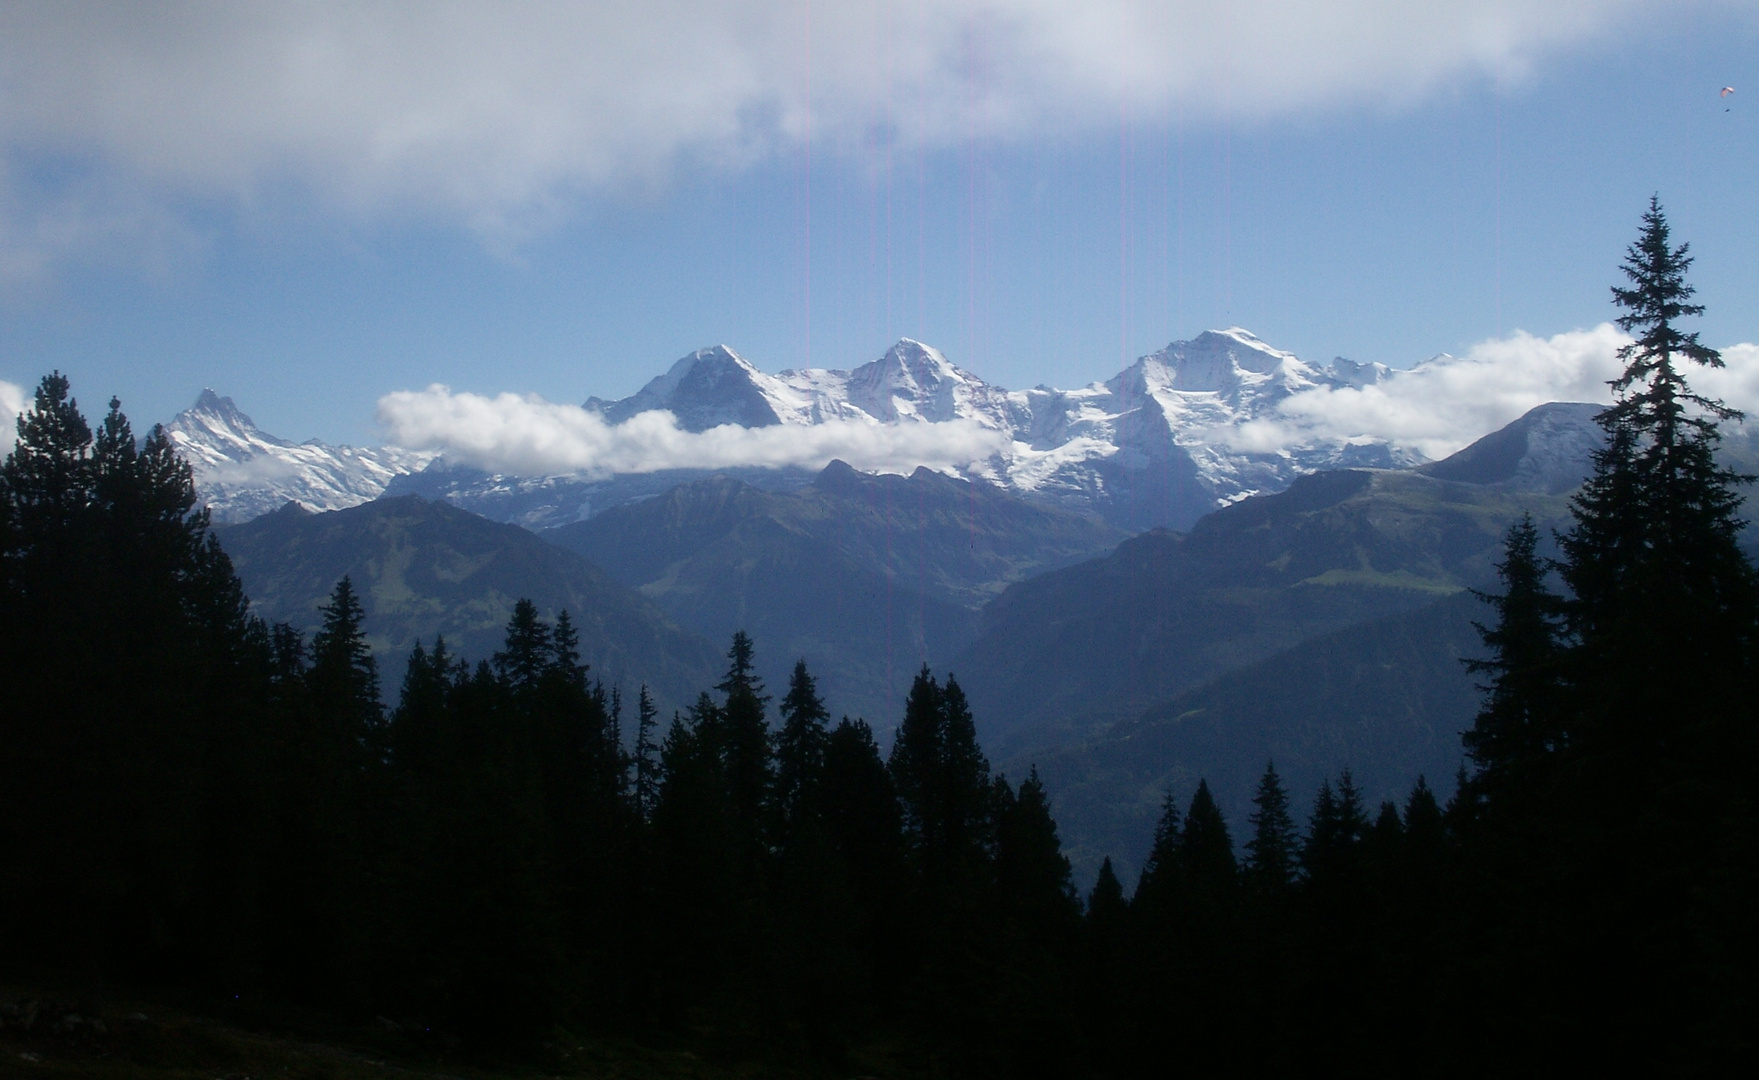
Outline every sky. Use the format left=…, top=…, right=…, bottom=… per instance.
left=3, top=1, right=1759, bottom=448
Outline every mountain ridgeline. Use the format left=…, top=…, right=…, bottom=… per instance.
left=958, top=467, right=1575, bottom=759
left=543, top=459, right=1124, bottom=724
left=216, top=494, right=721, bottom=717
left=170, top=328, right=1426, bottom=532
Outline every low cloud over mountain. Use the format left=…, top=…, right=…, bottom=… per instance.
left=376, top=326, right=1759, bottom=487
left=377, top=386, right=1010, bottom=479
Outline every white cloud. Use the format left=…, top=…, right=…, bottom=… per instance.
left=0, top=1, right=1657, bottom=263
left=1229, top=324, right=1759, bottom=461
left=0, top=378, right=24, bottom=453
left=377, top=385, right=1009, bottom=477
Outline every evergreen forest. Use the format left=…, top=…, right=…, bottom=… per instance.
left=1, top=202, right=1754, bottom=1074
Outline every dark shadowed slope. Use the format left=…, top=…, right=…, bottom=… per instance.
left=217, top=495, right=721, bottom=715
left=954, top=468, right=1569, bottom=759
left=1417, top=401, right=1603, bottom=492
left=1026, top=590, right=1484, bottom=885
left=543, top=460, right=1125, bottom=724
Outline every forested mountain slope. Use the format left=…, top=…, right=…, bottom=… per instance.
left=1027, top=590, right=1484, bottom=883
left=954, top=468, right=1568, bottom=758
left=544, top=459, right=1123, bottom=724
left=217, top=495, right=720, bottom=714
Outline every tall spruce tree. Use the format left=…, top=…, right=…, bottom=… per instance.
left=1132, top=789, right=1184, bottom=911
left=774, top=659, right=831, bottom=844
left=715, top=631, right=773, bottom=865
left=493, top=597, right=552, bottom=692
left=1465, top=515, right=1566, bottom=800
left=632, top=684, right=661, bottom=821
left=1559, top=198, right=1756, bottom=756
left=1243, top=761, right=1299, bottom=897
left=1181, top=780, right=1238, bottom=890
left=309, top=576, right=383, bottom=754
left=1, top=377, right=266, bottom=981
left=1528, top=199, right=1759, bottom=1068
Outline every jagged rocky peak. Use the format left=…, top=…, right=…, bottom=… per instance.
left=1115, top=328, right=1316, bottom=399
left=167, top=389, right=433, bottom=523
left=845, top=338, right=1008, bottom=426
left=177, top=389, right=280, bottom=447
left=598, top=345, right=786, bottom=432
left=847, top=339, right=963, bottom=420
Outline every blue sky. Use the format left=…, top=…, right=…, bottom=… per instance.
left=3, top=1, right=1758, bottom=445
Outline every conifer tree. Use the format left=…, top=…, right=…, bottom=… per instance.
left=889, top=665, right=945, bottom=851
left=1301, top=772, right=1367, bottom=887
left=1087, top=856, right=1127, bottom=927
left=1080, top=856, right=1130, bottom=1068
left=1402, top=777, right=1444, bottom=871
left=889, top=666, right=995, bottom=879
left=1132, top=788, right=1184, bottom=910
left=1515, top=201, right=1759, bottom=1065
left=774, top=659, right=830, bottom=843
left=632, top=684, right=660, bottom=821
left=1465, top=515, right=1567, bottom=797
left=1, top=372, right=92, bottom=537
left=1559, top=198, right=1756, bottom=755
left=821, top=718, right=904, bottom=885
left=990, top=769, right=1082, bottom=1073
left=995, top=768, right=1079, bottom=920
left=493, top=598, right=552, bottom=692
left=549, top=608, right=588, bottom=691
left=309, top=576, right=383, bottom=752
left=937, top=676, right=993, bottom=857
left=1180, top=779, right=1238, bottom=888
left=1243, top=761, right=1298, bottom=896
left=715, top=631, right=773, bottom=866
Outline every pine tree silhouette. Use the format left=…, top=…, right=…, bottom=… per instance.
left=774, top=659, right=830, bottom=846
left=1465, top=515, right=1567, bottom=802
left=1244, top=761, right=1298, bottom=897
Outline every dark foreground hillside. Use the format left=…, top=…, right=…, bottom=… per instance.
left=0, top=981, right=842, bottom=1079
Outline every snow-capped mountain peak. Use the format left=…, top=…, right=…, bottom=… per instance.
left=1103, top=330, right=1315, bottom=418
left=1327, top=356, right=1393, bottom=388
left=176, top=328, right=1482, bottom=532
left=166, top=391, right=433, bottom=523
left=595, top=345, right=792, bottom=431
left=844, top=338, right=1009, bottom=427
left=175, top=389, right=290, bottom=451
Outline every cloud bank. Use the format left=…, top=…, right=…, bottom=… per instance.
left=0, top=1, right=1657, bottom=268
left=1233, top=325, right=1759, bottom=462
left=377, top=386, right=1008, bottom=478
left=380, top=327, right=1759, bottom=480
left=0, top=379, right=24, bottom=452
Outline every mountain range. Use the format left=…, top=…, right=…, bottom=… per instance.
left=157, top=339, right=1645, bottom=888
left=194, top=395, right=1615, bottom=885
left=170, top=328, right=1427, bottom=529
left=167, top=390, right=433, bottom=523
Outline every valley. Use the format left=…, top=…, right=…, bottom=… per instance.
left=205, top=383, right=1611, bottom=881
